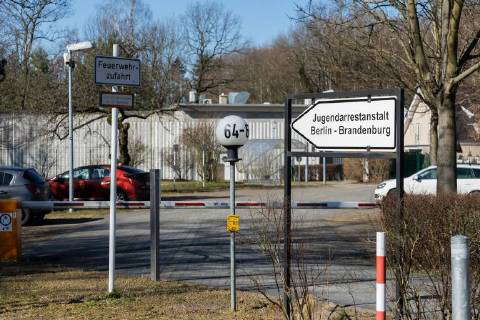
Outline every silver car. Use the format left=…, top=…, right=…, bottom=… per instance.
left=0, top=167, right=51, bottom=225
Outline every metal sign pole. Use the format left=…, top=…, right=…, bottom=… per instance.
left=230, top=160, right=237, bottom=311
left=283, top=98, right=292, bottom=319
left=284, top=89, right=402, bottom=319
left=395, top=88, right=405, bottom=318
left=215, top=116, right=247, bottom=313
left=68, top=58, right=74, bottom=206
left=108, top=43, right=119, bottom=293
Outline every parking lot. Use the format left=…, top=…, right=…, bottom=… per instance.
left=22, top=183, right=381, bottom=309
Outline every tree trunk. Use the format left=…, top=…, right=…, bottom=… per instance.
left=118, top=121, right=131, bottom=166
left=429, top=110, right=438, bottom=165
left=437, top=93, right=457, bottom=194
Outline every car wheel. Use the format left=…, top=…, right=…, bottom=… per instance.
left=21, top=208, right=33, bottom=226
left=116, top=189, right=129, bottom=201
left=469, top=190, right=480, bottom=196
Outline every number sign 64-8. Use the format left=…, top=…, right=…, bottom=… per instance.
left=215, top=115, right=249, bottom=147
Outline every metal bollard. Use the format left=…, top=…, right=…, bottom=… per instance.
left=376, top=232, right=386, bottom=320
left=150, top=169, right=161, bottom=281
left=451, top=235, right=470, bottom=320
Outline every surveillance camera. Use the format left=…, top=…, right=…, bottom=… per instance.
left=63, top=52, right=71, bottom=65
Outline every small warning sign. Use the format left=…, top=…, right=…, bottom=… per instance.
left=0, top=213, right=13, bottom=232
left=227, top=215, right=239, bottom=233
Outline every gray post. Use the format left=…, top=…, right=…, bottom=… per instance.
left=150, top=169, right=161, bottom=281
left=230, top=162, right=236, bottom=311
left=68, top=59, right=74, bottom=204
left=451, top=235, right=470, bottom=320
left=305, top=144, right=309, bottom=183
left=202, top=148, right=206, bottom=188
left=322, top=156, right=326, bottom=184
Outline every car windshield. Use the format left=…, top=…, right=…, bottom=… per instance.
left=119, top=166, right=145, bottom=174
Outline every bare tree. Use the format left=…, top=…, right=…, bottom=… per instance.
left=182, top=1, right=246, bottom=97
left=0, top=0, right=71, bottom=110
left=296, top=0, right=480, bottom=193
left=225, top=37, right=306, bottom=104
left=180, top=122, right=223, bottom=181
left=46, top=0, right=184, bottom=165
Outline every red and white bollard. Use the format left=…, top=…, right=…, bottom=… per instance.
left=376, top=232, right=386, bottom=320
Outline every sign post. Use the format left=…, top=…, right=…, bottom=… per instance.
left=215, top=115, right=249, bottom=312
left=284, top=89, right=404, bottom=319
left=108, top=43, right=120, bottom=294
left=96, top=45, right=141, bottom=294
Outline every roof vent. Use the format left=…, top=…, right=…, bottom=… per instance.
left=228, top=91, right=250, bottom=104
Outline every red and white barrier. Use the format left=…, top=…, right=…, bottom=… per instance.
left=376, top=232, right=386, bottom=320
left=21, top=200, right=378, bottom=211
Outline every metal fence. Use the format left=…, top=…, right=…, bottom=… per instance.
left=0, top=113, right=341, bottom=181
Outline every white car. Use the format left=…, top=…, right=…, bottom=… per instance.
left=374, top=164, right=480, bottom=200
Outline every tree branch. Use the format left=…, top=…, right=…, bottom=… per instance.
left=458, top=29, right=480, bottom=68
left=452, top=60, right=480, bottom=84
left=53, top=114, right=107, bottom=140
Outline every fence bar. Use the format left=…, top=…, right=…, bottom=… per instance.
left=21, top=200, right=378, bottom=210
left=150, top=169, right=160, bottom=281
left=451, top=235, right=470, bottom=320
left=376, top=232, right=386, bottom=320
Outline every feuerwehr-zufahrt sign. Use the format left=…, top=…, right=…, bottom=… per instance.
left=95, top=56, right=140, bottom=86
left=292, top=97, right=396, bottom=151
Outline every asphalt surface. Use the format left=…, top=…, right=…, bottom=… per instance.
left=22, top=183, right=385, bottom=310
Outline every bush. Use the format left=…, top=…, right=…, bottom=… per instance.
left=180, top=122, right=223, bottom=182
left=343, top=158, right=391, bottom=183
left=379, top=194, right=480, bottom=319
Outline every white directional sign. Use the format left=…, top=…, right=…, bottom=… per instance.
left=95, top=56, right=140, bottom=86
left=100, top=92, right=134, bottom=109
left=292, top=97, right=396, bottom=150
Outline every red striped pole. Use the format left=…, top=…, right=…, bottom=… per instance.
left=376, top=232, right=386, bottom=320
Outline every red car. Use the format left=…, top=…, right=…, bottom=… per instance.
left=48, top=165, right=149, bottom=201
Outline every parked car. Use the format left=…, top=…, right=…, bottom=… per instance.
left=0, top=167, right=51, bottom=225
left=48, top=165, right=149, bottom=201
left=374, top=164, right=480, bottom=200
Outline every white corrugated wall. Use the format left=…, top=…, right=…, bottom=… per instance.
left=0, top=113, right=337, bottom=181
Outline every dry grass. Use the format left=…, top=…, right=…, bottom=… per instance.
left=46, top=209, right=109, bottom=220
left=0, top=264, right=279, bottom=320
left=0, top=264, right=376, bottom=320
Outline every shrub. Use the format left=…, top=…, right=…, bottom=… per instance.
left=379, top=194, right=480, bottom=319
left=343, top=158, right=391, bottom=183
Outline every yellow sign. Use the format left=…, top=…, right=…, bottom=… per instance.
left=227, top=215, right=239, bottom=233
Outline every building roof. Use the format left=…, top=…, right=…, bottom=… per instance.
left=177, top=103, right=308, bottom=119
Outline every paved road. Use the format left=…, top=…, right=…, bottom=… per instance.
left=22, top=183, right=384, bottom=310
